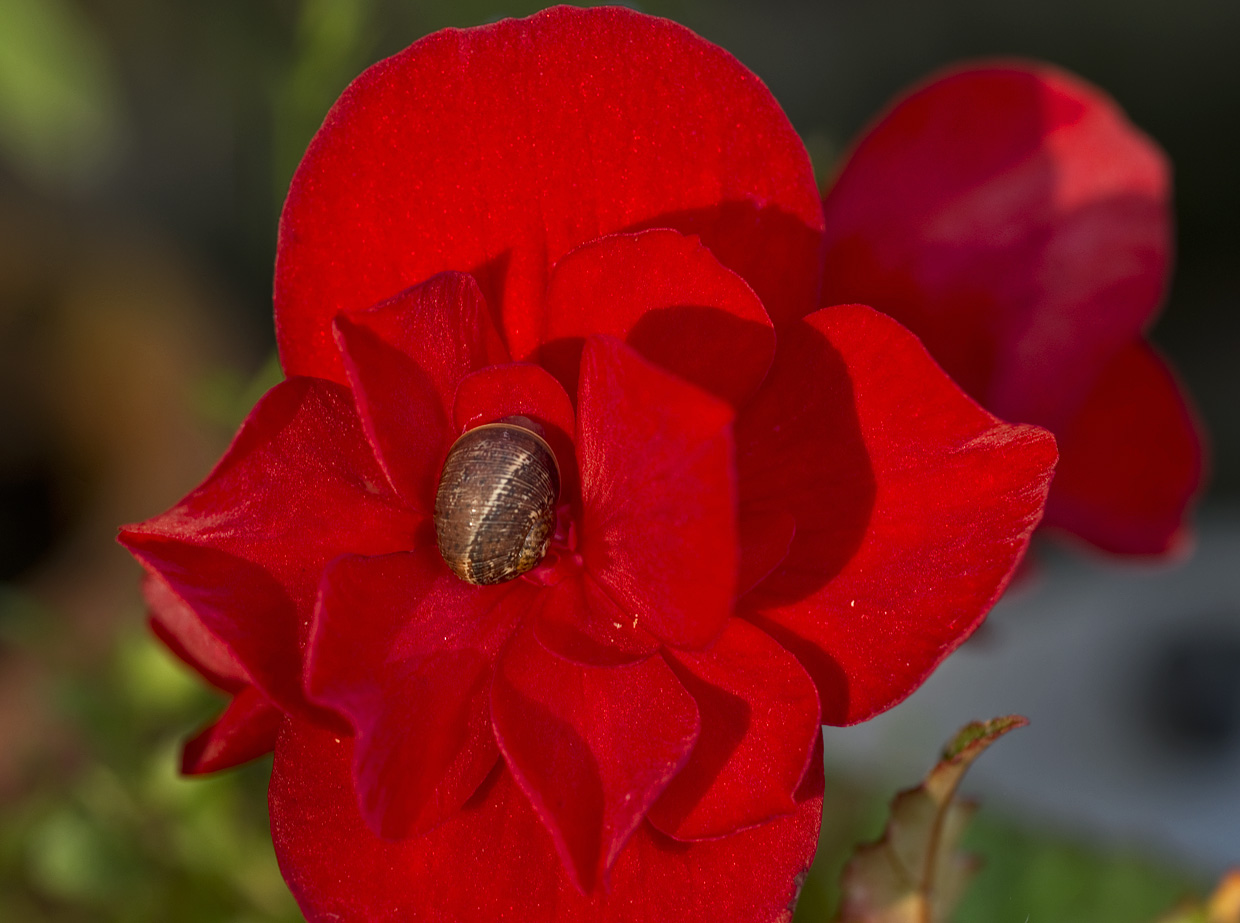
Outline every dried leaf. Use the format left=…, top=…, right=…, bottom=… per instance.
left=1156, top=871, right=1240, bottom=923
left=836, top=715, right=1028, bottom=923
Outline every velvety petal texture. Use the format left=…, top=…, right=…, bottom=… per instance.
left=491, top=626, right=699, bottom=892
left=1043, top=342, right=1204, bottom=554
left=270, top=719, right=824, bottom=923
left=121, top=379, right=421, bottom=720
left=182, top=686, right=283, bottom=776
left=144, top=575, right=282, bottom=774
left=335, top=272, right=508, bottom=512
left=274, top=5, right=823, bottom=382
left=306, top=552, right=530, bottom=838
left=576, top=336, right=738, bottom=650
left=742, top=305, right=1058, bottom=725
left=649, top=619, right=820, bottom=840
left=539, top=229, right=775, bottom=407
left=820, top=62, right=1203, bottom=554
left=118, top=10, right=1130, bottom=923
left=144, top=573, right=247, bottom=693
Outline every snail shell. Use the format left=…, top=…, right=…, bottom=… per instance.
left=434, top=418, right=561, bottom=585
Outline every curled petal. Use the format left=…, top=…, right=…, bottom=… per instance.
left=538, top=229, right=775, bottom=408
left=453, top=362, right=576, bottom=437
left=1045, top=341, right=1205, bottom=554
left=270, top=721, right=824, bottom=922
left=275, top=5, right=822, bottom=381
left=649, top=619, right=821, bottom=840
left=821, top=63, right=1170, bottom=428
left=744, top=305, right=1057, bottom=725
left=577, top=336, right=737, bottom=650
left=491, top=626, right=699, bottom=892
left=453, top=362, right=579, bottom=502
left=306, top=551, right=530, bottom=839
left=120, top=378, right=421, bottom=720
left=334, top=273, right=507, bottom=512
left=146, top=575, right=279, bottom=774
left=340, top=272, right=508, bottom=412
left=144, top=573, right=246, bottom=692
left=182, top=686, right=283, bottom=775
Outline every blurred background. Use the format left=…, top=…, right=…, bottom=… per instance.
left=0, top=0, right=1235, bottom=920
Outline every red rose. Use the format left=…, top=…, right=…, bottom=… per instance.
left=820, top=63, right=1205, bottom=556
left=121, top=7, right=1057, bottom=921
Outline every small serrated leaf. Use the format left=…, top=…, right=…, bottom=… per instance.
left=836, top=716, right=1027, bottom=923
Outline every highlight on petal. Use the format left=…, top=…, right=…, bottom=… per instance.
left=743, top=305, right=1058, bottom=725
left=271, top=718, right=824, bottom=922
left=649, top=618, right=821, bottom=840
left=275, top=5, right=823, bottom=381
left=820, top=62, right=1171, bottom=428
left=1044, top=341, right=1204, bottom=555
left=538, top=229, right=775, bottom=408
left=119, top=378, right=421, bottom=720
left=490, top=626, right=699, bottom=893
left=306, top=551, right=530, bottom=839
left=576, top=336, right=738, bottom=650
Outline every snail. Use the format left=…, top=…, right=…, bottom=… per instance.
left=434, top=416, right=561, bottom=585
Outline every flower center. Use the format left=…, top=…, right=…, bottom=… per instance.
left=433, top=416, right=561, bottom=585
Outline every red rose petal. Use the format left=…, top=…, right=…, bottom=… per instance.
left=648, top=619, right=820, bottom=840
left=490, top=625, right=699, bottom=893
left=577, top=336, right=738, bottom=650
left=452, top=362, right=579, bottom=503
left=531, top=570, right=661, bottom=668
left=1045, top=340, right=1205, bottom=555
left=306, top=551, right=530, bottom=839
left=145, top=573, right=280, bottom=772
left=271, top=719, right=823, bottom=922
left=743, top=305, right=1057, bottom=725
left=342, top=272, right=508, bottom=412
left=737, top=511, right=797, bottom=599
left=333, top=273, right=506, bottom=512
left=538, top=229, right=775, bottom=408
left=275, top=5, right=822, bottom=382
left=820, top=63, right=1170, bottom=429
left=181, top=685, right=283, bottom=775
left=734, top=312, right=875, bottom=606
left=333, top=319, right=450, bottom=514
left=452, top=363, right=576, bottom=437
left=144, top=572, right=246, bottom=692
left=119, top=378, right=421, bottom=720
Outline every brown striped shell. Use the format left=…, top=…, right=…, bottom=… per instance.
left=433, top=419, right=561, bottom=585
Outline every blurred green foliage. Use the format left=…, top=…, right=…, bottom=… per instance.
left=0, top=591, right=299, bottom=923
left=0, top=0, right=123, bottom=189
